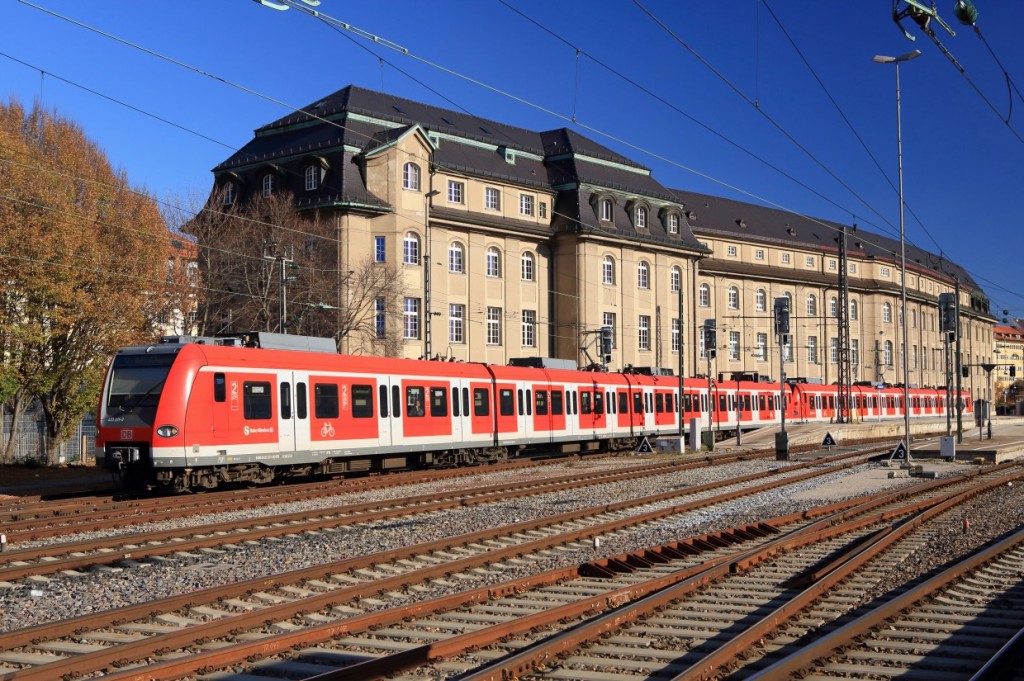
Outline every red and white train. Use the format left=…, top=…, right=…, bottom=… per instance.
left=96, top=333, right=971, bottom=492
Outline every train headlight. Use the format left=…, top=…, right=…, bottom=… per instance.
left=156, top=425, right=179, bottom=438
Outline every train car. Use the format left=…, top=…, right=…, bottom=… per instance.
left=96, top=333, right=972, bottom=492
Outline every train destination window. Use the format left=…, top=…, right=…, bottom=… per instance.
left=551, top=390, right=563, bottom=415
left=580, top=391, right=592, bottom=414
left=406, top=387, right=426, bottom=417
left=214, top=373, right=226, bottom=402
left=243, top=381, right=272, bottom=420
left=430, top=387, right=447, bottom=417
left=280, top=382, right=291, bottom=419
left=352, top=385, right=373, bottom=418
left=499, top=389, right=514, bottom=416
left=535, top=390, right=548, bottom=415
left=297, top=382, right=307, bottom=419
left=474, top=388, right=490, bottom=416
left=315, top=383, right=339, bottom=419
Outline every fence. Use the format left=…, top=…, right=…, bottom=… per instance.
left=1, top=410, right=97, bottom=464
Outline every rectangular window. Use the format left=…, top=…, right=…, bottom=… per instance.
left=672, top=318, right=680, bottom=353
left=498, top=388, right=515, bottom=416
left=485, top=187, right=500, bottom=210
left=403, top=298, right=420, bottom=339
left=806, top=256, right=814, bottom=267
left=536, top=390, right=548, bottom=416
left=728, top=331, right=739, bottom=360
left=487, top=307, right=502, bottom=345
left=406, top=387, right=425, bottom=417
left=375, top=298, right=386, bottom=338
left=279, top=382, right=291, bottom=420
left=829, top=259, right=837, bottom=271
left=831, top=338, right=839, bottom=364
left=314, top=383, right=338, bottom=419
left=243, top=382, right=272, bottom=420
left=352, top=385, right=373, bottom=418
left=374, top=236, right=386, bottom=263
left=881, top=267, right=891, bottom=277
left=755, top=249, right=765, bottom=260
left=781, top=253, right=791, bottom=264
left=551, top=390, right=563, bottom=415
left=808, top=336, right=818, bottom=364
left=522, top=310, right=536, bottom=347
left=638, top=315, right=651, bottom=351
left=473, top=388, right=489, bottom=416
left=519, top=194, right=534, bottom=216
left=449, top=304, right=465, bottom=343
left=214, top=373, right=226, bottom=402
left=430, top=386, right=447, bottom=417
left=727, top=245, right=737, bottom=257
left=296, top=382, right=307, bottom=419
left=580, top=391, right=592, bottom=414
left=603, top=312, right=617, bottom=349
left=756, top=333, right=767, bottom=361
left=851, top=339, right=860, bottom=366
left=448, top=180, right=464, bottom=204
left=539, top=202, right=547, bottom=218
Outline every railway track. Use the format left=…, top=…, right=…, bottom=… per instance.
left=0, top=457, right=1016, bottom=679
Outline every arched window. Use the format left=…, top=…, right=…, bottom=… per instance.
left=602, top=256, right=615, bottom=285
left=635, top=205, right=648, bottom=229
left=699, top=283, right=711, bottom=307
left=882, top=302, right=893, bottom=323
left=637, top=261, right=650, bottom=289
left=403, top=162, right=421, bottom=191
left=521, top=252, right=535, bottom=281
left=667, top=213, right=680, bottom=234
left=600, top=199, right=613, bottom=222
left=911, top=309, right=918, bottom=328
left=807, top=294, right=817, bottom=316
left=304, top=165, right=319, bottom=191
left=728, top=286, right=740, bottom=310
left=670, top=266, right=681, bottom=293
left=449, top=242, right=465, bottom=273
left=403, top=232, right=420, bottom=265
left=261, top=173, right=275, bottom=197
left=850, top=299, right=859, bottom=320
left=222, top=182, right=235, bottom=207
left=755, top=289, right=767, bottom=312
left=829, top=296, right=838, bottom=317
left=884, top=340, right=894, bottom=366
left=486, top=247, right=502, bottom=278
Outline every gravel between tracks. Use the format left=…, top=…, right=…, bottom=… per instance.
left=1, top=456, right=1018, bottom=635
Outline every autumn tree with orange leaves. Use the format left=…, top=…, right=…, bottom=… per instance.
left=0, top=100, right=171, bottom=464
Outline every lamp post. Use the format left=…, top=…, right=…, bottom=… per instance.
left=423, top=189, right=440, bottom=359
left=874, top=48, right=921, bottom=462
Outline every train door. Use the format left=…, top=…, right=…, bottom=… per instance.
left=377, top=377, right=394, bottom=450
left=289, top=371, right=312, bottom=454
left=277, top=372, right=296, bottom=456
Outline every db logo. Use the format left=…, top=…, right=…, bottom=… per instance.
left=120, top=429, right=133, bottom=440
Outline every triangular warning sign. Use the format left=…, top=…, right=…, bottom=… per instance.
left=890, top=441, right=908, bottom=460
left=821, top=432, right=838, bottom=447
left=637, top=436, right=654, bottom=454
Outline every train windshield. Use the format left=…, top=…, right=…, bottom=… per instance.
left=105, top=353, right=176, bottom=420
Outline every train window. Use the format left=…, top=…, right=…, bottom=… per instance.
left=619, top=392, right=628, bottom=414
left=243, top=381, right=273, bottom=420
left=633, top=392, right=643, bottom=415
left=759, top=395, right=765, bottom=411
left=406, top=387, right=425, bottom=417
left=214, top=373, right=226, bottom=402
left=314, top=383, right=339, bottom=419
left=551, top=390, right=563, bottom=415
left=452, top=388, right=460, bottom=417
left=536, top=390, right=548, bottom=415
left=656, top=393, right=664, bottom=413
left=572, top=390, right=578, bottom=415
left=379, top=385, right=389, bottom=418
left=608, top=391, right=616, bottom=414
left=279, top=382, right=292, bottom=420
left=352, top=385, right=373, bottom=418
left=474, top=388, right=490, bottom=416
left=646, top=393, right=652, bottom=413
left=526, top=390, right=532, bottom=416
left=517, top=389, right=524, bottom=416
left=499, top=389, right=515, bottom=416
left=719, top=395, right=727, bottom=412
left=297, top=382, right=307, bottom=419
left=701, top=394, right=707, bottom=412
left=429, top=387, right=447, bottom=417
left=594, top=391, right=604, bottom=414
left=392, top=385, right=401, bottom=417
left=829, top=396, right=835, bottom=409
left=462, top=388, right=469, bottom=416
left=744, top=395, right=751, bottom=411
left=580, top=391, right=592, bottom=414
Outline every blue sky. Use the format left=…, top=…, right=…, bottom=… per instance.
left=3, top=0, right=1022, bottom=319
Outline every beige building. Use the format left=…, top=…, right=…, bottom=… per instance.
left=209, top=85, right=996, bottom=400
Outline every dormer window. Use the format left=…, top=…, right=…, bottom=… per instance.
left=304, top=165, right=319, bottom=191
left=667, top=213, right=679, bottom=234
left=222, top=182, right=235, bottom=207
left=600, top=199, right=613, bottom=222
left=635, top=205, right=648, bottom=230
left=261, top=173, right=275, bottom=198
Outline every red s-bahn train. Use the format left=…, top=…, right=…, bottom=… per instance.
left=96, top=333, right=971, bottom=492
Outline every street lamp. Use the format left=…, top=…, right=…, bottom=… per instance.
left=874, top=48, right=921, bottom=461
left=423, top=189, right=440, bottom=359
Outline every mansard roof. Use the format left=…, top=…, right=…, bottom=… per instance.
left=670, top=189, right=981, bottom=294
